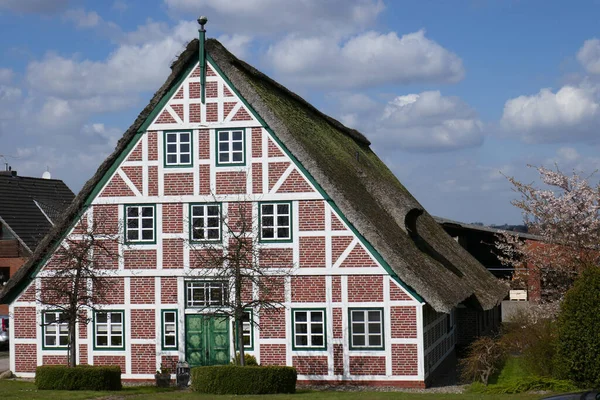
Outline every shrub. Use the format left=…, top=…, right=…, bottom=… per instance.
left=469, top=377, right=578, bottom=394
left=35, top=365, right=122, bottom=391
left=555, top=266, right=600, bottom=386
left=459, top=335, right=506, bottom=385
left=232, top=352, right=259, bottom=366
left=191, top=365, right=296, bottom=394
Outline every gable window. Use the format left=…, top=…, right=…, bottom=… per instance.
left=165, top=131, right=192, bottom=166
left=125, top=205, right=155, bottom=243
left=94, top=311, right=124, bottom=350
left=190, top=204, right=221, bottom=241
left=162, top=310, right=178, bottom=350
left=216, top=129, right=245, bottom=165
left=292, top=309, right=326, bottom=350
left=186, top=281, right=227, bottom=308
left=43, top=311, right=69, bottom=349
left=349, top=308, right=384, bottom=350
left=260, top=202, right=291, bottom=242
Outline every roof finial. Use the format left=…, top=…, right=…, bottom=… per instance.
left=198, top=15, right=208, bottom=32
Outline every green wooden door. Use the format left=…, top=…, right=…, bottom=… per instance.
left=185, top=315, right=230, bottom=367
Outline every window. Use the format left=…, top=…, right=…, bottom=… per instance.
left=186, top=281, right=227, bottom=308
left=292, top=309, right=326, bottom=350
left=94, top=311, right=124, bottom=349
left=43, top=311, right=69, bottom=348
left=234, top=310, right=253, bottom=350
left=165, top=131, right=192, bottom=166
left=260, top=202, right=291, bottom=241
left=162, top=310, right=178, bottom=350
left=216, top=129, right=245, bottom=165
left=190, top=204, right=221, bottom=241
left=349, top=308, right=384, bottom=350
left=125, top=205, right=155, bottom=243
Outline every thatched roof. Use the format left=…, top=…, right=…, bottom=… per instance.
left=0, top=38, right=507, bottom=312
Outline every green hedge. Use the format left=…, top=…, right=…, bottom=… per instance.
left=35, top=365, right=122, bottom=391
left=191, top=365, right=296, bottom=394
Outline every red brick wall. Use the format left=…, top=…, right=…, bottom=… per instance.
left=392, top=344, right=418, bottom=375
left=131, top=344, right=156, bottom=374
left=252, top=127, right=262, bottom=157
left=216, top=171, right=246, bottom=195
left=127, top=141, right=142, bottom=161
left=80, top=344, right=88, bottom=364
left=349, top=356, right=386, bottom=375
left=276, top=170, right=313, bottom=193
left=260, top=343, right=286, bottom=365
left=131, top=309, right=155, bottom=339
left=94, top=355, right=126, bottom=372
left=15, top=344, right=36, bottom=372
left=299, top=237, right=325, bottom=267
left=332, top=276, right=341, bottom=302
left=259, top=248, right=293, bottom=268
left=162, top=203, right=183, bottom=233
left=100, top=173, right=134, bottom=197
left=43, top=355, right=68, bottom=365
left=390, top=281, right=413, bottom=301
left=206, top=103, right=217, bottom=122
left=148, top=166, right=158, bottom=196
left=340, top=243, right=378, bottom=268
left=161, top=277, right=178, bottom=304
left=206, top=81, right=218, bottom=98
left=164, top=173, right=193, bottom=196
left=347, top=276, right=383, bottom=302
left=291, top=276, right=326, bottom=302
left=259, top=308, right=285, bottom=338
left=163, top=239, right=183, bottom=269
left=332, top=237, right=353, bottom=265
left=293, top=356, right=328, bottom=375
left=121, top=166, right=143, bottom=194
left=130, top=277, right=155, bottom=304
left=190, top=103, right=201, bottom=123
left=13, top=306, right=36, bottom=338
left=198, top=130, right=209, bottom=159
left=268, top=162, right=288, bottom=190
left=199, top=165, right=210, bottom=194
left=333, top=308, right=342, bottom=338
left=252, top=163, right=262, bottom=194
left=147, top=131, right=158, bottom=161
left=391, top=307, right=417, bottom=338
left=268, top=138, right=284, bottom=157
left=124, top=250, right=157, bottom=269
left=333, top=344, right=343, bottom=375
left=96, top=278, right=124, bottom=304
left=298, top=201, right=324, bottom=230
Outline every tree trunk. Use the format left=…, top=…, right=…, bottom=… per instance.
left=69, top=318, right=77, bottom=367
left=236, top=315, right=245, bottom=366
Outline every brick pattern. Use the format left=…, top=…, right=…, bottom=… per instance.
left=121, top=166, right=143, bottom=194
left=174, top=87, right=184, bottom=99
left=231, top=106, right=252, bottom=121
left=93, top=204, right=119, bottom=234
left=132, top=344, right=156, bottom=374
left=190, top=103, right=201, bottom=123
left=189, top=81, right=200, bottom=98
left=131, top=310, right=155, bottom=339
left=267, top=138, right=284, bottom=157
left=206, top=81, right=218, bottom=98
left=163, top=238, right=183, bottom=268
left=216, top=171, right=246, bottom=194
left=268, top=162, right=289, bottom=191
left=148, top=166, right=158, bottom=196
left=299, top=201, right=325, bottom=230
left=130, top=277, right=155, bottom=304
left=259, top=308, right=285, bottom=338
left=391, top=307, right=417, bottom=338
left=198, top=129, right=209, bottom=159
left=299, top=237, right=326, bottom=268
left=199, top=165, right=210, bottom=194
left=13, top=307, right=36, bottom=338
left=43, top=355, right=68, bottom=365
left=100, top=173, right=134, bottom=197
left=390, top=281, right=412, bottom=301
left=161, top=277, right=178, bottom=304
left=339, top=243, right=377, bottom=268
left=347, top=276, right=383, bottom=302
left=127, top=141, right=142, bottom=161
left=124, top=250, right=157, bottom=269
left=94, top=355, right=126, bottom=372
left=224, top=102, right=236, bottom=118
left=331, top=213, right=346, bottom=231
left=392, top=344, right=418, bottom=376
left=293, top=356, right=328, bottom=375
left=252, top=163, right=262, bottom=194
left=260, top=277, right=285, bottom=303
left=252, top=127, right=262, bottom=157
left=259, top=248, right=293, bottom=268
left=80, top=344, right=88, bottom=364
left=276, top=169, right=313, bottom=193
left=206, top=103, right=218, bottom=122
left=349, top=356, right=386, bottom=376
left=171, top=104, right=183, bottom=120
left=147, top=132, right=158, bottom=161
left=333, top=308, right=342, bottom=338
left=164, top=173, right=193, bottom=196
left=228, top=202, right=252, bottom=233
left=291, top=276, right=326, bottom=302
left=223, top=85, right=233, bottom=97
left=15, top=344, right=36, bottom=372
left=156, top=110, right=176, bottom=124
left=260, top=343, right=286, bottom=365
left=332, top=276, right=341, bottom=302
left=18, top=284, right=36, bottom=302
left=332, top=237, right=353, bottom=265
left=93, top=240, right=119, bottom=269
left=161, top=355, right=179, bottom=372
left=96, top=278, right=124, bottom=304
left=162, top=203, right=183, bottom=233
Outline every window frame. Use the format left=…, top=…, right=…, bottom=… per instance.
left=233, top=309, right=254, bottom=351
left=161, top=309, right=178, bottom=350
left=124, top=204, right=156, bottom=245
left=163, top=130, right=193, bottom=167
left=215, top=128, right=246, bottom=166
left=185, top=281, right=228, bottom=309
left=189, top=203, right=222, bottom=243
left=41, top=311, right=69, bottom=350
left=348, top=308, right=385, bottom=351
left=258, top=201, right=293, bottom=243
left=93, top=310, right=125, bottom=351
left=292, top=308, right=327, bottom=351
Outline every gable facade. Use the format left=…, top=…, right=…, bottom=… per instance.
left=8, top=58, right=457, bottom=386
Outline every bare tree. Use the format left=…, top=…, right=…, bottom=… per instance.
left=187, top=200, right=295, bottom=366
left=38, top=207, right=123, bottom=367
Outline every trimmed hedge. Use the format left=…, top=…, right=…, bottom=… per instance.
left=35, top=365, right=122, bottom=391
left=191, top=365, right=296, bottom=394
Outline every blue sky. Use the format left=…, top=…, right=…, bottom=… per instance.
left=1, top=0, right=600, bottom=225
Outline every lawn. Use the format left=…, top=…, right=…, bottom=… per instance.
left=0, top=379, right=547, bottom=399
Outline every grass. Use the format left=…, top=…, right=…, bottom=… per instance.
left=0, top=379, right=545, bottom=399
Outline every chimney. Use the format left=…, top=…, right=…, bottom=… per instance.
left=0, top=165, right=16, bottom=177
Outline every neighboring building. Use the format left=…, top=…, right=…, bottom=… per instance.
left=0, top=170, right=75, bottom=314
left=0, top=32, right=506, bottom=386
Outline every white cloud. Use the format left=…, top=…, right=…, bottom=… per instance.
left=0, top=0, right=69, bottom=14
left=372, top=91, right=483, bottom=152
left=63, top=8, right=101, bottom=28
left=217, top=34, right=252, bottom=59
left=577, top=39, right=600, bottom=75
left=266, top=30, right=464, bottom=89
left=0, top=68, right=13, bottom=84
left=164, top=0, right=384, bottom=37
left=500, top=85, right=600, bottom=143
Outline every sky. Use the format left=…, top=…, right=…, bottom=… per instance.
left=1, top=0, right=600, bottom=225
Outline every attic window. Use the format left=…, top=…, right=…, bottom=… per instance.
left=216, top=129, right=245, bottom=166
left=124, top=205, right=155, bottom=244
left=165, top=131, right=192, bottom=167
